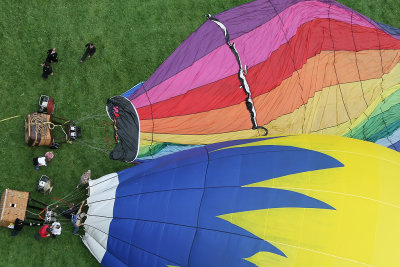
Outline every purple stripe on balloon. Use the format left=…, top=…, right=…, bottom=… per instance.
left=128, top=20, right=225, bottom=102
left=128, top=0, right=309, bottom=101
left=131, top=1, right=378, bottom=109
left=128, top=0, right=399, bottom=103
left=377, top=22, right=400, bottom=39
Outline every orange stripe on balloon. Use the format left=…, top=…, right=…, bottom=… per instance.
left=254, top=49, right=400, bottom=126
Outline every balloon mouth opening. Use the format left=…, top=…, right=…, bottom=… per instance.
left=106, top=96, right=140, bottom=162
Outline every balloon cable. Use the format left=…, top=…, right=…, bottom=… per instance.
left=0, top=115, right=22, bottom=123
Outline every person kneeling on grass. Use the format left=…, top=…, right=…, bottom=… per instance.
left=35, top=222, right=61, bottom=240
left=33, top=151, right=54, bottom=170
left=71, top=200, right=86, bottom=235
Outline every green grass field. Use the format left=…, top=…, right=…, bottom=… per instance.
left=0, top=1, right=399, bottom=266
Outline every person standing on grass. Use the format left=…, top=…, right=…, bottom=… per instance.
left=77, top=169, right=91, bottom=188
left=80, top=43, right=96, bottom=62
left=11, top=218, right=25, bottom=237
left=41, top=62, right=53, bottom=79
left=46, top=48, right=58, bottom=63
left=71, top=200, right=86, bottom=235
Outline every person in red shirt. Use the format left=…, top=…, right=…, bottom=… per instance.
left=35, top=224, right=51, bottom=240
left=35, top=222, right=61, bottom=240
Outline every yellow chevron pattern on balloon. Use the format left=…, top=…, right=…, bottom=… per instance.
left=217, top=135, right=400, bottom=267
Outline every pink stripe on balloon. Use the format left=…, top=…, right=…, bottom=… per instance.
left=132, top=1, right=375, bottom=109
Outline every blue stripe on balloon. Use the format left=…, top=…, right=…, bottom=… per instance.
left=207, top=145, right=343, bottom=187
left=102, top=143, right=342, bottom=266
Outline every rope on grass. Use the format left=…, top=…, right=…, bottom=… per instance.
left=102, top=121, right=117, bottom=152
left=0, top=115, right=22, bottom=123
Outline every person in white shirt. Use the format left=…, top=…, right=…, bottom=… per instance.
left=51, top=222, right=62, bottom=236
left=33, top=151, right=54, bottom=170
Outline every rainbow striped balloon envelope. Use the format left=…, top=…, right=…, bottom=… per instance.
left=83, top=135, right=400, bottom=266
left=117, top=0, right=400, bottom=160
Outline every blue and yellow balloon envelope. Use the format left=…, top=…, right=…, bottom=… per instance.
left=86, top=135, right=400, bottom=267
